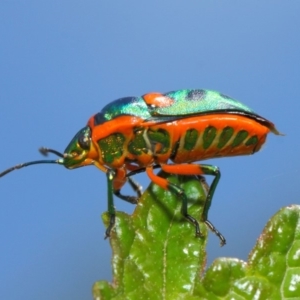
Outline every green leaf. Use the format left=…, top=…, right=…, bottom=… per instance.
left=93, top=172, right=300, bottom=300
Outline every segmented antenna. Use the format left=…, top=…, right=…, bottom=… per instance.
left=0, top=147, right=64, bottom=178
left=39, top=147, right=64, bottom=158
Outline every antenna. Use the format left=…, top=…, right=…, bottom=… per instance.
left=39, top=147, right=64, bottom=158
left=0, top=147, right=64, bottom=178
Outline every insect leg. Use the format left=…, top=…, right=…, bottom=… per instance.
left=105, top=169, right=116, bottom=238
left=114, top=164, right=162, bottom=203
left=125, top=163, right=143, bottom=198
left=106, top=168, right=142, bottom=238
left=127, top=177, right=143, bottom=198
left=196, top=164, right=226, bottom=246
left=112, top=167, right=140, bottom=204
left=146, top=165, right=201, bottom=238
left=161, top=163, right=226, bottom=246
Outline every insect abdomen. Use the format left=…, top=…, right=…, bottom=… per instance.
left=94, top=113, right=272, bottom=168
left=146, top=114, right=271, bottom=164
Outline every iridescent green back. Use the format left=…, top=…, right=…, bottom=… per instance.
left=148, top=89, right=255, bottom=116
left=92, top=89, right=280, bottom=135
left=94, top=96, right=150, bottom=125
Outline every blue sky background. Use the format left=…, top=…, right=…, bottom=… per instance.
left=0, top=1, right=299, bottom=299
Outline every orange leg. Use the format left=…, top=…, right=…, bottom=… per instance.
left=161, top=163, right=204, bottom=175
left=146, top=165, right=202, bottom=238
left=146, top=163, right=226, bottom=246
left=113, top=167, right=141, bottom=204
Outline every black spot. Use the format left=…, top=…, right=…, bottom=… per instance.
left=93, top=113, right=106, bottom=126
left=187, top=90, right=206, bottom=101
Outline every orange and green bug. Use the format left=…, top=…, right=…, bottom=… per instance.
left=0, top=89, right=282, bottom=246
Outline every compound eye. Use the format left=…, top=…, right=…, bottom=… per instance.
left=78, top=134, right=90, bottom=150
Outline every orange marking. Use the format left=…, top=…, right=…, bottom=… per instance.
left=144, top=114, right=271, bottom=164
left=112, top=167, right=127, bottom=191
left=146, top=166, right=168, bottom=190
left=87, top=114, right=96, bottom=129
left=143, top=93, right=174, bottom=108
left=90, top=115, right=143, bottom=141
left=161, top=164, right=204, bottom=175
left=87, top=112, right=274, bottom=170
left=169, top=114, right=271, bottom=137
left=93, top=161, right=108, bottom=173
